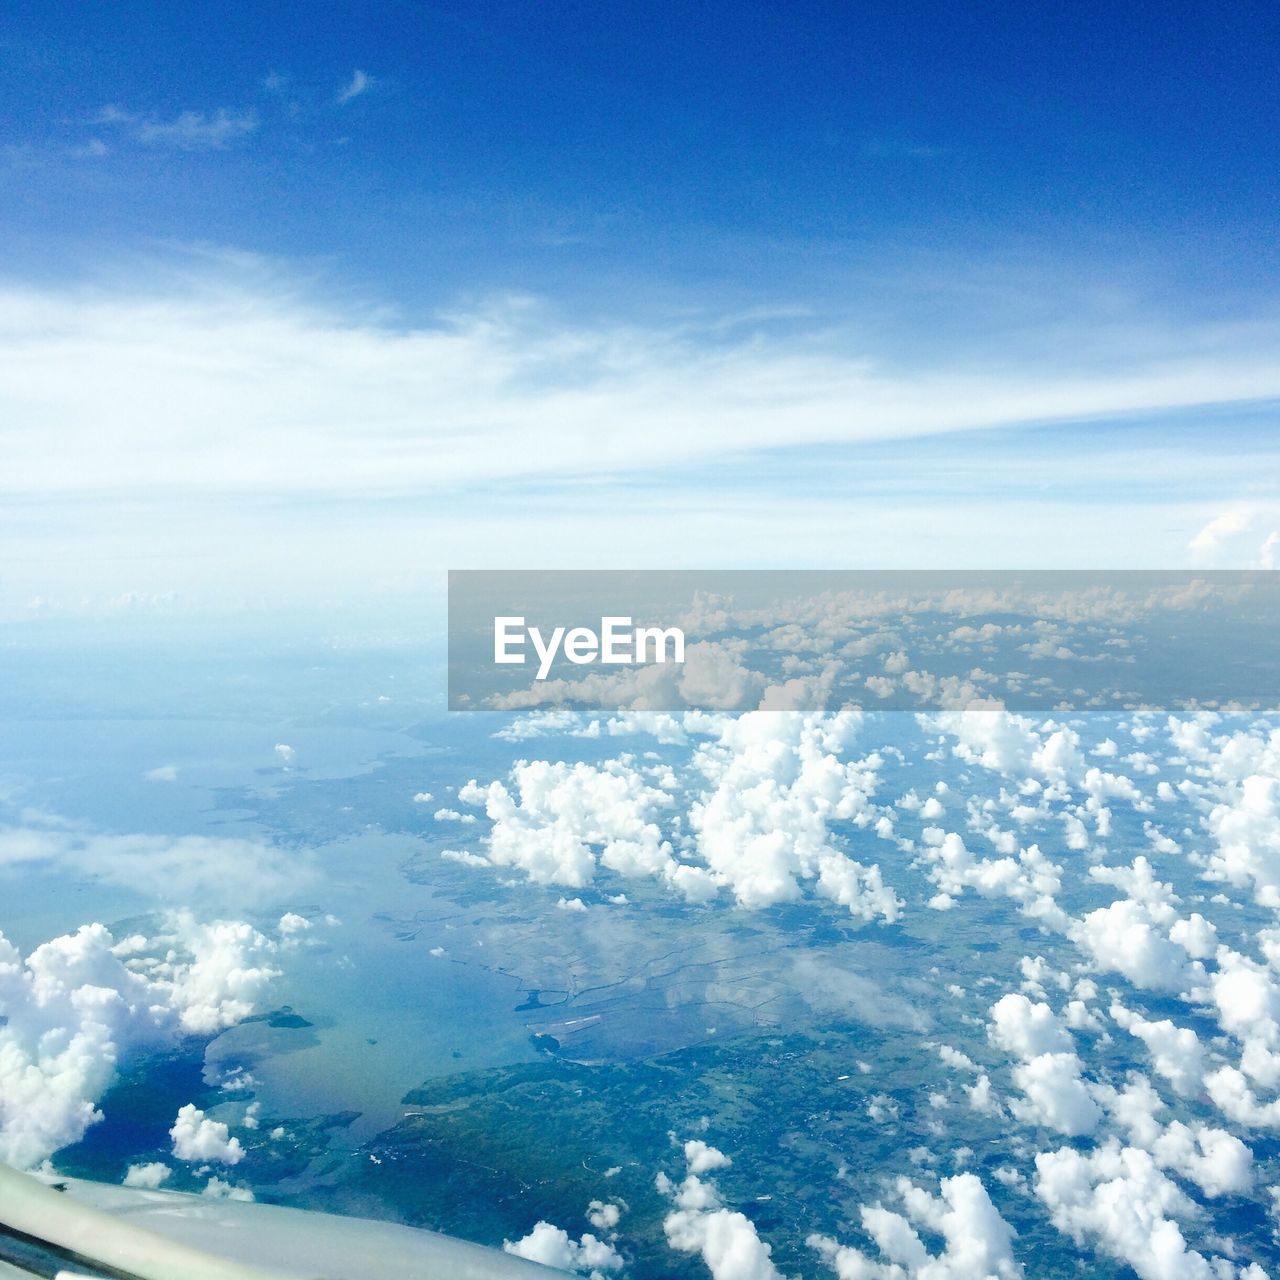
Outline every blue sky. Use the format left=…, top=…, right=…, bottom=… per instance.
left=6, top=1, right=1279, bottom=303
left=2, top=2, right=1279, bottom=617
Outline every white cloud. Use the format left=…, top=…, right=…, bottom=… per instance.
left=687, top=710, right=900, bottom=920
left=0, top=816, right=313, bottom=907
left=937, top=1044, right=979, bottom=1073
left=123, top=1161, right=171, bottom=1188
left=1203, top=1065, right=1280, bottom=1128
left=665, top=1206, right=785, bottom=1280
left=918, top=831, right=1067, bottom=929
left=91, top=104, right=258, bottom=150
left=203, top=1175, right=255, bottom=1201
left=1035, top=1142, right=1260, bottom=1280
left=1193, top=943, right=1280, bottom=1121
left=809, top=1173, right=1022, bottom=1279
left=1068, top=861, right=1206, bottom=994
left=661, top=1182, right=783, bottom=1280
left=588, top=1201, right=623, bottom=1233
left=149, top=913, right=280, bottom=1035
left=685, top=1139, right=732, bottom=1175
left=460, top=757, right=675, bottom=888
left=337, top=69, right=373, bottom=104
left=170, top=1103, right=244, bottom=1164
left=503, top=1221, right=623, bottom=1276
left=0, top=916, right=276, bottom=1169
left=6, top=270, right=1280, bottom=512
left=1207, top=773, right=1280, bottom=909
left=1188, top=505, right=1268, bottom=564
left=1110, top=1005, right=1206, bottom=1097
left=1098, top=1073, right=1254, bottom=1199
left=1153, top=1123, right=1253, bottom=1199
left=1008, top=1052, right=1101, bottom=1137
left=967, top=1073, right=1003, bottom=1116
left=788, top=953, right=926, bottom=1031
left=1208, top=947, right=1280, bottom=1048
left=1071, top=898, right=1194, bottom=993
left=1259, top=530, right=1280, bottom=570
left=456, top=711, right=900, bottom=922
left=988, top=994, right=1074, bottom=1060
left=927, top=710, right=1043, bottom=777
left=489, top=639, right=765, bottom=715
left=439, top=848, right=490, bottom=867
left=988, top=994, right=1101, bottom=1137
left=433, top=807, right=476, bottom=822
left=655, top=1139, right=786, bottom=1280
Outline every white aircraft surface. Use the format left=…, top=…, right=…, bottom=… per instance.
left=0, top=1163, right=568, bottom=1279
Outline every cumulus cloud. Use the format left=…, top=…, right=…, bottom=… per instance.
left=1007, top=1051, right=1101, bottom=1137
left=659, top=1141, right=784, bottom=1280
left=460, top=757, right=675, bottom=888
left=1208, top=947, right=1280, bottom=1052
left=1152, top=1123, right=1253, bottom=1199
left=504, top=1220, right=623, bottom=1276
left=989, top=993, right=1074, bottom=1060
left=170, top=1103, right=244, bottom=1164
left=687, top=710, right=900, bottom=920
left=0, top=916, right=277, bottom=1169
left=988, top=994, right=1100, bottom=1136
left=918, top=831, right=1067, bottom=929
left=142, top=913, right=281, bottom=1035
left=1195, top=943, right=1280, bottom=1120
left=490, top=639, right=766, bottom=715
left=1110, top=1005, right=1206, bottom=1097
left=1204, top=1065, right=1280, bottom=1128
left=1035, top=1142, right=1264, bottom=1280
left=685, top=1139, right=733, bottom=1175
left=1071, top=898, right=1196, bottom=993
left=278, top=912, right=312, bottom=936
left=455, top=711, right=900, bottom=922
left=123, top=1161, right=171, bottom=1188
left=927, top=710, right=1044, bottom=778
left=588, top=1201, right=623, bottom=1233
left=203, top=1175, right=255, bottom=1201
left=1068, top=860, right=1208, bottom=994
left=1188, top=506, right=1270, bottom=565
left=1098, top=1073, right=1254, bottom=1199
left=1206, top=772, right=1280, bottom=909
left=1258, top=529, right=1280, bottom=570
left=1169, top=718, right=1280, bottom=909
left=809, top=1173, right=1022, bottom=1279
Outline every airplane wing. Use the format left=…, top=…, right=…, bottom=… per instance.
left=0, top=1163, right=568, bottom=1279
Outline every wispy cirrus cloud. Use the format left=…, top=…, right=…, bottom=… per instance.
left=2, top=258, right=1279, bottom=501
left=1, top=251, right=1278, bottom=612
left=337, top=69, right=373, bottom=104
left=90, top=104, right=259, bottom=150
